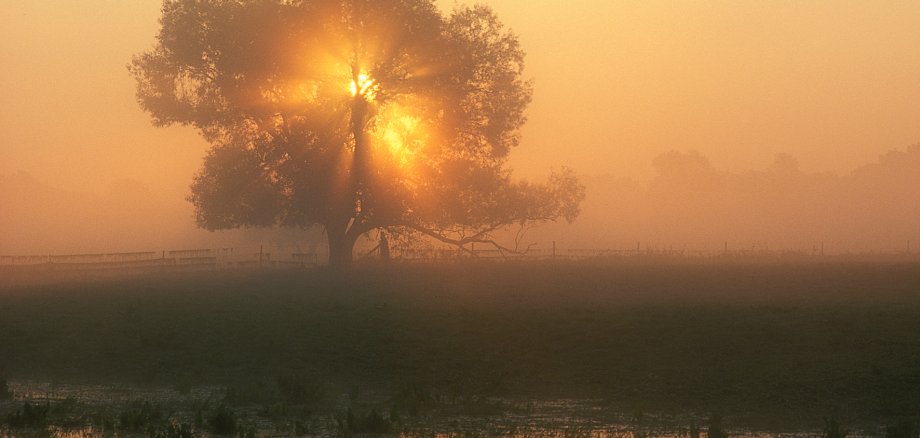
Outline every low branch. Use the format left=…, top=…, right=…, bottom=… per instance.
left=406, top=223, right=525, bottom=257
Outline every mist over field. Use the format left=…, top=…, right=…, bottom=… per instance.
left=536, top=145, right=920, bottom=254
left=3, top=146, right=918, bottom=255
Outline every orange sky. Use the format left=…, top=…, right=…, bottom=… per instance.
left=3, top=1, right=920, bottom=189
left=1, top=1, right=919, bottom=253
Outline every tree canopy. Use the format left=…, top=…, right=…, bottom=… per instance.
left=132, top=0, right=584, bottom=266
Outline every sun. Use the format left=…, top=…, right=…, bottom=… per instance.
left=350, top=72, right=379, bottom=100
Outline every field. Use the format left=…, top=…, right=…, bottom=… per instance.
left=1, top=259, right=920, bottom=436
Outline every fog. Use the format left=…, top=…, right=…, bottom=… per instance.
left=0, top=171, right=322, bottom=255
left=2, top=1, right=920, bottom=256
left=532, top=145, right=920, bottom=254
left=3, top=146, right=918, bottom=255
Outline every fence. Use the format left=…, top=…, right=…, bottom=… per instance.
left=2, top=242, right=917, bottom=274
left=0, top=247, right=319, bottom=272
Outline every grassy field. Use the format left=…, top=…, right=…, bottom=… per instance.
left=1, top=259, right=920, bottom=434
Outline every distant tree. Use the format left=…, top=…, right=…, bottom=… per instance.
left=131, top=0, right=583, bottom=267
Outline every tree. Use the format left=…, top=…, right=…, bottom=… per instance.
left=131, top=0, right=584, bottom=267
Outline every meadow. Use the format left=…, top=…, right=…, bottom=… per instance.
left=1, top=258, right=919, bottom=435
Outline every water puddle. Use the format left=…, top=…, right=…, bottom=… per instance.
left=0, top=381, right=883, bottom=437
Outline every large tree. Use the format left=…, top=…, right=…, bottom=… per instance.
left=132, top=0, right=584, bottom=267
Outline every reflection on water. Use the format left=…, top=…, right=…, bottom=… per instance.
left=0, top=381, right=882, bottom=437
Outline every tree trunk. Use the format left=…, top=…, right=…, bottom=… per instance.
left=327, top=229, right=355, bottom=269
left=326, top=220, right=363, bottom=269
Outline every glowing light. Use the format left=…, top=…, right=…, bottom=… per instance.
left=374, top=106, right=424, bottom=168
left=350, top=72, right=379, bottom=100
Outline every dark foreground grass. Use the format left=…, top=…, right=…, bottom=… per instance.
left=1, top=259, right=919, bottom=431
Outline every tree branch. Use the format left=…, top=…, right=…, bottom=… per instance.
left=405, top=223, right=525, bottom=257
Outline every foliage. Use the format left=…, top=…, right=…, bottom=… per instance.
left=131, top=0, right=584, bottom=266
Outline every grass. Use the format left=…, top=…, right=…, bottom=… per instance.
left=1, top=259, right=919, bottom=432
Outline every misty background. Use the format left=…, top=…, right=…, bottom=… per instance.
left=2, top=1, right=919, bottom=255
left=3, top=146, right=918, bottom=255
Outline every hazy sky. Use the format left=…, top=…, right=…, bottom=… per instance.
left=2, top=1, right=920, bottom=254
left=3, top=0, right=920, bottom=193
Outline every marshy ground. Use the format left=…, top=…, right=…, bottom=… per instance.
left=1, top=258, right=919, bottom=436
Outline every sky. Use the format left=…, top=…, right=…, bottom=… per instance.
left=2, top=1, right=920, bottom=254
